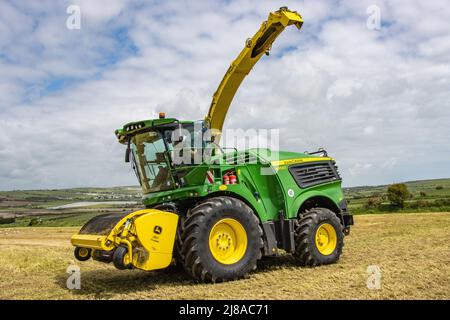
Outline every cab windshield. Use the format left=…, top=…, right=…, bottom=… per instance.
left=131, top=131, right=174, bottom=193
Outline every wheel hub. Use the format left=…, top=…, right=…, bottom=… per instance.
left=209, top=218, right=247, bottom=264
left=315, top=223, right=337, bottom=256
left=216, top=232, right=233, bottom=250
left=78, top=247, right=89, bottom=258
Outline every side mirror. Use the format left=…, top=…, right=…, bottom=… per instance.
left=125, top=139, right=131, bottom=163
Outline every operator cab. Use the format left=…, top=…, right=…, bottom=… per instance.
left=119, top=115, right=213, bottom=194
left=130, top=130, right=174, bottom=193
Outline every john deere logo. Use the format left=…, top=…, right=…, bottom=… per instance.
left=153, top=226, right=163, bottom=234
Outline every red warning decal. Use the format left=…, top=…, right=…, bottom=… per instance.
left=206, top=170, right=215, bottom=184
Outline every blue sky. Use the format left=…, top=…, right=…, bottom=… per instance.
left=0, top=0, right=449, bottom=190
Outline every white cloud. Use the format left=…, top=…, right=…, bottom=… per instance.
left=349, top=162, right=373, bottom=177
left=73, top=0, right=128, bottom=21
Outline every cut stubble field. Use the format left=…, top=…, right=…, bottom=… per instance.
left=0, top=212, right=449, bottom=300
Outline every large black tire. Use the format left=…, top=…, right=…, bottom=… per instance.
left=173, top=215, right=185, bottom=267
left=181, top=196, right=263, bottom=283
left=294, top=207, right=344, bottom=266
left=112, top=245, right=132, bottom=270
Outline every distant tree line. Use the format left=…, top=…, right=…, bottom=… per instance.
left=363, top=183, right=450, bottom=212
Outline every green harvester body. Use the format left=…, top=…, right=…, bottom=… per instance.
left=115, top=118, right=351, bottom=226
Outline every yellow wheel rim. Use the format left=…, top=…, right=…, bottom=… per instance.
left=123, top=253, right=131, bottom=265
left=315, top=223, right=337, bottom=256
left=209, top=218, right=247, bottom=265
left=78, top=247, right=89, bottom=258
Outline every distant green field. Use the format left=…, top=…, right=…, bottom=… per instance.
left=0, top=212, right=116, bottom=228
left=344, top=178, right=450, bottom=214
left=0, top=186, right=142, bottom=202
left=1, top=179, right=449, bottom=228
left=0, top=186, right=143, bottom=228
left=0, top=186, right=142, bottom=209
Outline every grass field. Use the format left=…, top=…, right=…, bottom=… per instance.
left=0, top=212, right=449, bottom=300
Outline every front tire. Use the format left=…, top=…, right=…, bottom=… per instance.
left=181, top=197, right=263, bottom=283
left=113, top=245, right=132, bottom=270
left=293, top=207, right=344, bottom=266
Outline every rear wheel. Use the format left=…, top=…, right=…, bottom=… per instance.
left=74, top=247, right=91, bottom=261
left=293, top=207, right=344, bottom=266
left=181, top=197, right=263, bottom=283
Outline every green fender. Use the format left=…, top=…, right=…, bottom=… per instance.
left=290, top=189, right=341, bottom=219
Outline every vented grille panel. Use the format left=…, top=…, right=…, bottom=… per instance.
left=289, top=161, right=341, bottom=188
left=223, top=152, right=258, bottom=165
